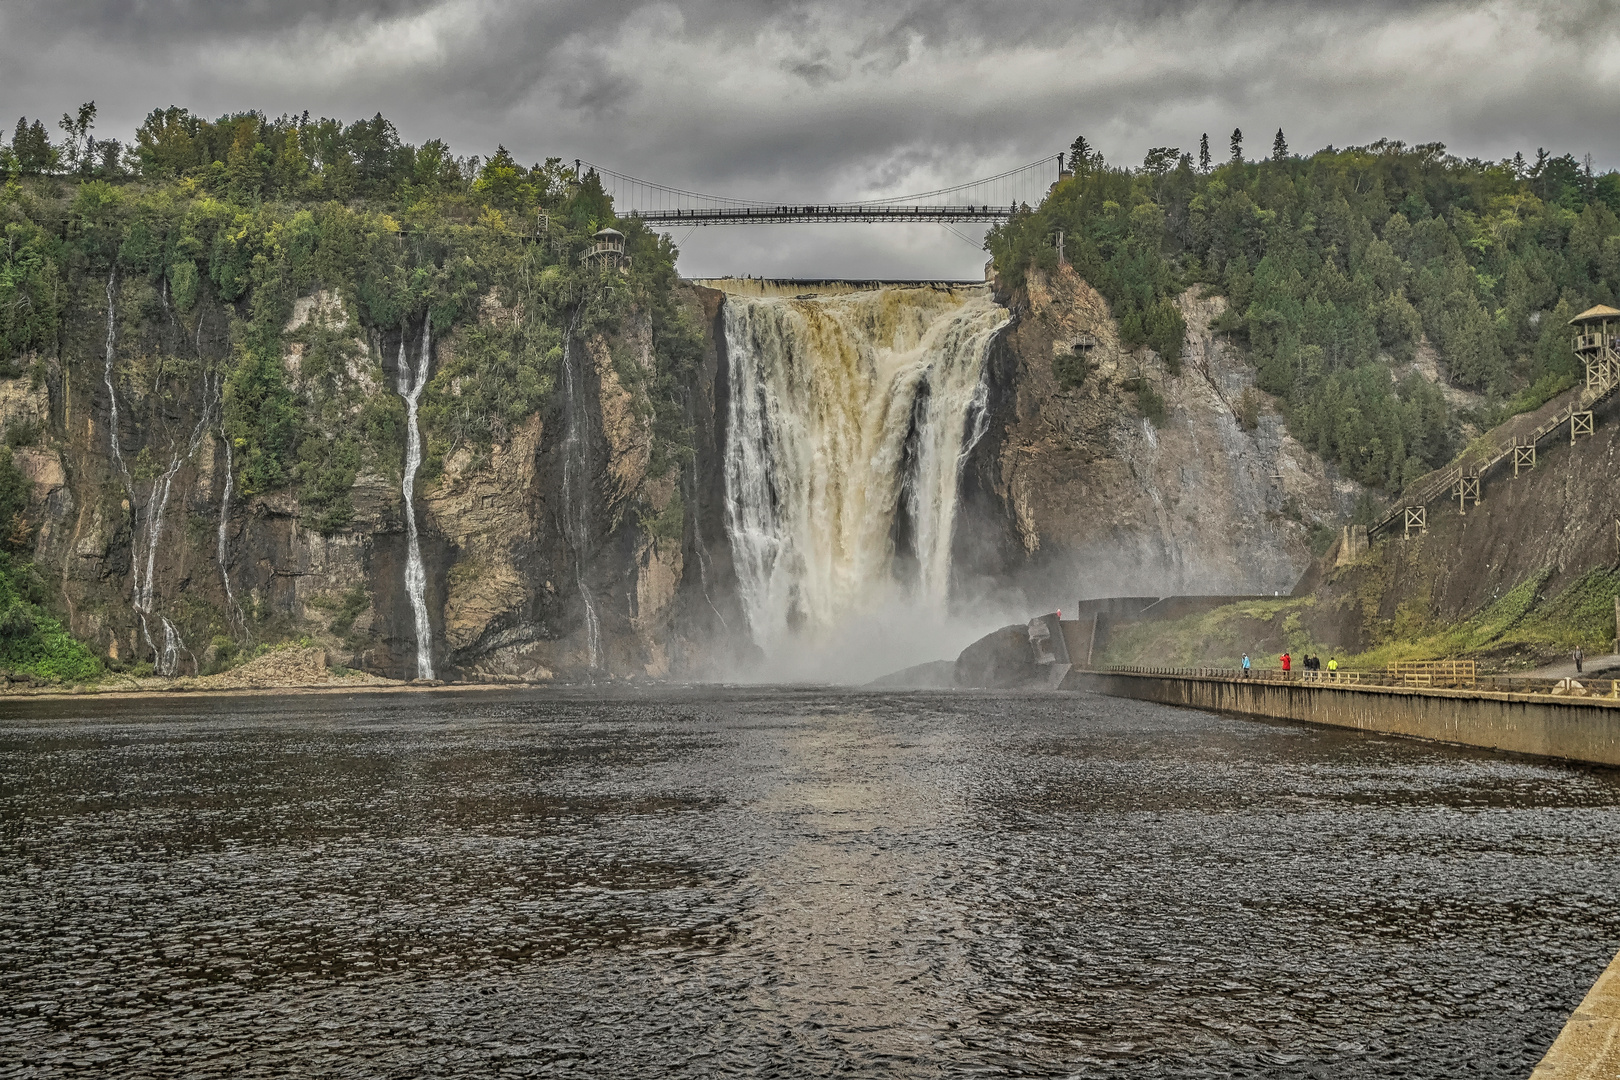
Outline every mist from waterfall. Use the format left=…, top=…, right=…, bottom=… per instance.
left=721, top=284, right=1008, bottom=679
left=397, top=318, right=434, bottom=680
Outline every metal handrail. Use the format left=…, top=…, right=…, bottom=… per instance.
left=1094, top=664, right=1620, bottom=700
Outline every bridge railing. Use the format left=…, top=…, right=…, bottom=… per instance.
left=1097, top=664, right=1619, bottom=699
left=579, top=156, right=1062, bottom=223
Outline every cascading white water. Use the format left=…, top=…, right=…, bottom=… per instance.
left=132, top=376, right=217, bottom=667
left=216, top=431, right=244, bottom=629
left=157, top=616, right=188, bottom=678
left=721, top=284, right=1008, bottom=657
left=136, top=454, right=185, bottom=619
left=558, top=310, right=602, bottom=670
left=396, top=318, right=435, bottom=680
left=103, top=272, right=128, bottom=484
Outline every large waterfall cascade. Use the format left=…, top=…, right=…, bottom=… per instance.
left=721, top=283, right=1008, bottom=656
left=396, top=319, right=435, bottom=680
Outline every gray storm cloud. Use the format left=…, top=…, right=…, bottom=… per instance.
left=2, top=0, right=1618, bottom=277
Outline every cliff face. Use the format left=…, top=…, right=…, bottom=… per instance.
left=11, top=273, right=744, bottom=683
left=9, top=260, right=1370, bottom=684
left=955, top=265, right=1361, bottom=610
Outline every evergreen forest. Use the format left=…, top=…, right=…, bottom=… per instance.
left=989, top=131, right=1620, bottom=493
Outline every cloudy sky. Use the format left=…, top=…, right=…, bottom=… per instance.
left=3, top=1, right=1618, bottom=278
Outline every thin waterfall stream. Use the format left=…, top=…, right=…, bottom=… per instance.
left=558, top=309, right=601, bottom=670
left=216, top=431, right=244, bottom=632
left=102, top=271, right=128, bottom=486
left=396, top=318, right=435, bottom=680
left=131, top=375, right=218, bottom=674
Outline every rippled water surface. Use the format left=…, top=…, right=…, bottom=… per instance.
left=3, top=688, right=1619, bottom=1078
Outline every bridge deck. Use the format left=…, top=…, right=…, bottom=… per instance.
left=634, top=205, right=1014, bottom=225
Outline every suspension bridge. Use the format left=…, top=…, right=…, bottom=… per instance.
left=577, top=156, right=1063, bottom=226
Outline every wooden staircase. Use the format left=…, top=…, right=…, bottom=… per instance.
left=1369, top=322, right=1620, bottom=539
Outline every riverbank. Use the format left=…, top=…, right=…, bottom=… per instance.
left=1068, top=668, right=1620, bottom=767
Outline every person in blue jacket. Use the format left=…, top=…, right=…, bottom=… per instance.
left=1241, top=654, right=1251, bottom=678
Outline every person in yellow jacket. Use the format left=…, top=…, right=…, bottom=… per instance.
left=1327, top=656, right=1338, bottom=673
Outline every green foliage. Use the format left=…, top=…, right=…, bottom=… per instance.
left=1518, top=567, right=1620, bottom=651
left=0, top=217, right=63, bottom=371
left=1104, top=563, right=1615, bottom=672
left=329, top=585, right=370, bottom=638
left=991, top=138, right=1620, bottom=491
left=1053, top=342, right=1091, bottom=389
left=1237, top=385, right=1261, bottom=430
left=0, top=550, right=101, bottom=683
left=0, top=446, right=31, bottom=551
left=1135, top=381, right=1166, bottom=426
left=639, top=499, right=685, bottom=546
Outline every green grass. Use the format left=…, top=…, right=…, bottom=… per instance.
left=1097, top=564, right=1619, bottom=673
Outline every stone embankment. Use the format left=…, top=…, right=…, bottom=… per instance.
left=1066, top=666, right=1620, bottom=767
left=1530, top=946, right=1620, bottom=1078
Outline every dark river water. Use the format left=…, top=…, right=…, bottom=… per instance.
left=2, top=688, right=1618, bottom=1078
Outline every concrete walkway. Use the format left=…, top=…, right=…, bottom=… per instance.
left=1522, top=654, right=1620, bottom=681
left=1530, top=948, right=1620, bottom=1078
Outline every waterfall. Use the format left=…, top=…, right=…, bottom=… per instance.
left=396, top=318, right=435, bottom=680
left=720, top=285, right=1007, bottom=655
left=132, top=375, right=218, bottom=667
left=558, top=309, right=602, bottom=671
left=217, top=431, right=244, bottom=629
left=156, top=616, right=192, bottom=678
left=135, top=454, right=186, bottom=618
left=102, top=272, right=128, bottom=484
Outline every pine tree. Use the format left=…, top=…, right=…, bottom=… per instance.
left=1272, top=128, right=1289, bottom=161
left=1068, top=135, right=1096, bottom=178
left=11, top=117, right=53, bottom=174
left=1199, top=133, right=1211, bottom=173
left=1229, top=128, right=1243, bottom=163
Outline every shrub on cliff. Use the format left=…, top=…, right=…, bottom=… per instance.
left=0, top=552, right=100, bottom=683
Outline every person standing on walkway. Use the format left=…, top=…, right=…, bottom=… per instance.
left=1327, top=656, right=1338, bottom=674
left=1242, top=654, right=1251, bottom=678
left=1574, top=646, right=1584, bottom=674
left=1281, top=652, right=1291, bottom=676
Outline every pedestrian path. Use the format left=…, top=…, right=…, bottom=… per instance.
left=1520, top=654, right=1620, bottom=681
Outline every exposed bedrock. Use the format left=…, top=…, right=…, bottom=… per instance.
left=955, top=265, right=1359, bottom=612
left=10, top=264, right=1366, bottom=682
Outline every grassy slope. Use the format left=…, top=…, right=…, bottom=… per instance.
left=1099, top=566, right=1619, bottom=671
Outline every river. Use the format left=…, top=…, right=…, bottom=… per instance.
left=2, top=688, right=1618, bottom=1077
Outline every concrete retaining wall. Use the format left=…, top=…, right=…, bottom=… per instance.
left=1067, top=670, right=1620, bottom=767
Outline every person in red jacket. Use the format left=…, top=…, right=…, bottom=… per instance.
left=1280, top=652, right=1291, bottom=674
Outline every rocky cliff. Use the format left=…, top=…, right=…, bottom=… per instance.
left=6, top=252, right=1371, bottom=685
left=954, top=265, right=1361, bottom=611
left=6, top=265, right=744, bottom=683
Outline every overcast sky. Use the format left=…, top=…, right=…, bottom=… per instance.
left=3, top=1, right=1618, bottom=278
